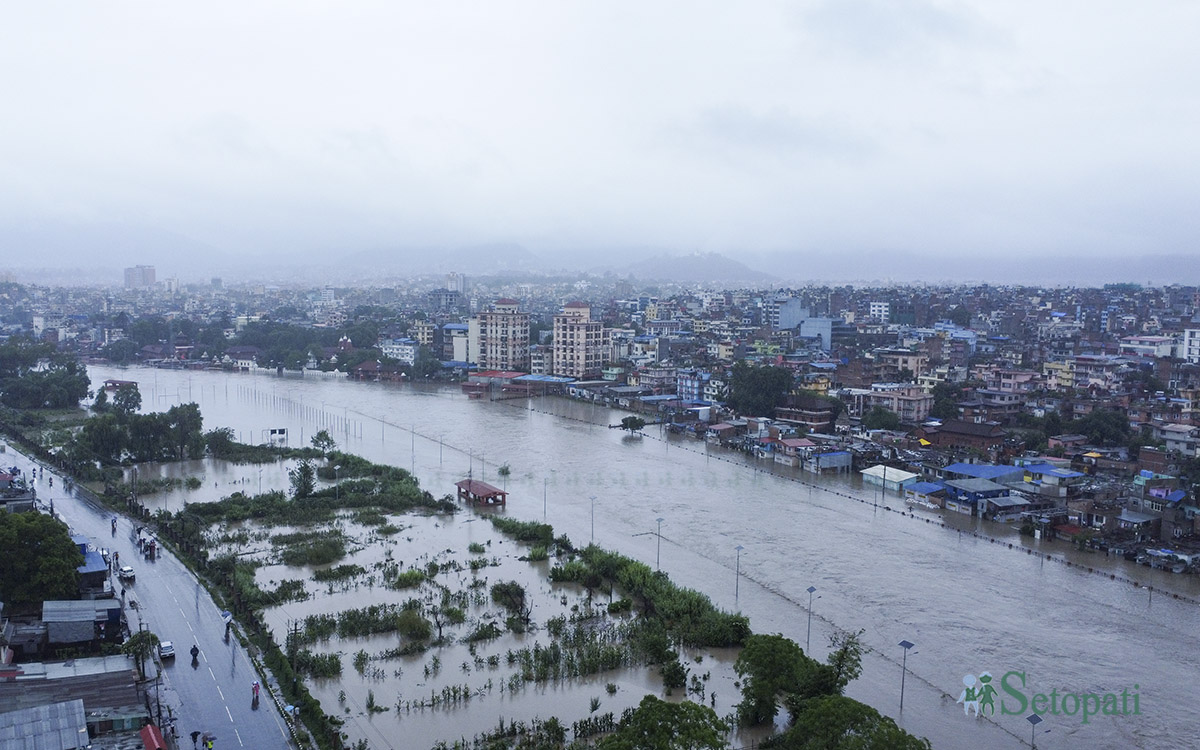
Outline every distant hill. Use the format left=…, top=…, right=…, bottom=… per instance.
left=619, top=252, right=776, bottom=284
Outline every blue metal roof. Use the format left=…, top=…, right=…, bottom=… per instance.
left=513, top=374, right=575, bottom=383
left=908, top=481, right=945, bottom=494
left=943, top=463, right=1022, bottom=480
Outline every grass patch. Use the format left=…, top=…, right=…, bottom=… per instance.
left=313, top=564, right=367, bottom=583
left=280, top=537, right=347, bottom=567
left=389, top=569, right=426, bottom=589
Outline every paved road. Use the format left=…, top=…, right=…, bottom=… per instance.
left=6, top=448, right=294, bottom=750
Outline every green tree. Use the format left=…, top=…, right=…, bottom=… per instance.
left=165, top=403, right=205, bottom=460
left=1071, top=409, right=1130, bottom=446
left=413, top=345, right=441, bottom=379
left=620, top=416, right=647, bottom=433
left=289, top=459, right=316, bottom=499
left=112, top=384, right=142, bottom=418
left=734, top=634, right=810, bottom=725
left=779, top=695, right=932, bottom=749
left=311, top=429, right=337, bottom=457
left=0, top=355, right=90, bottom=409
left=862, top=406, right=901, bottom=431
left=121, top=629, right=161, bottom=680
left=596, top=695, right=728, bottom=750
left=99, top=338, right=140, bottom=363
left=0, top=512, right=84, bottom=608
left=728, top=362, right=794, bottom=417
left=825, top=629, right=865, bottom=692
left=77, top=414, right=128, bottom=464
left=205, top=427, right=236, bottom=457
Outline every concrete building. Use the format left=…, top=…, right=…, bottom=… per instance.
left=472, top=299, right=530, bottom=371
left=552, top=302, right=604, bottom=379
left=1183, top=329, right=1200, bottom=364
left=380, top=338, right=418, bottom=366
left=122, top=265, right=155, bottom=289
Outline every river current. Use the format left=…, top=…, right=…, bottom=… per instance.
left=87, top=365, right=1200, bottom=750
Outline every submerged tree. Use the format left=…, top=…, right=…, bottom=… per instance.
left=288, top=459, right=316, bottom=499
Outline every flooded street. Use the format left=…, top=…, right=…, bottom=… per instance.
left=87, top=365, right=1200, bottom=750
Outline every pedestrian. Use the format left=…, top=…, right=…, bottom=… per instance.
left=252, top=680, right=260, bottom=698
left=190, top=730, right=200, bottom=749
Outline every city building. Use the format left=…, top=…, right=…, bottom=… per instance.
left=122, top=265, right=155, bottom=289
left=471, top=299, right=530, bottom=371
left=552, top=302, right=605, bottom=379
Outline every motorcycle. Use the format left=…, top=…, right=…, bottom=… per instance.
left=190, top=644, right=200, bottom=668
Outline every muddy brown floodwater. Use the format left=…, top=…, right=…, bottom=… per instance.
left=90, top=365, right=1200, bottom=750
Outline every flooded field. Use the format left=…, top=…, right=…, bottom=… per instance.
left=87, top=365, right=1200, bottom=750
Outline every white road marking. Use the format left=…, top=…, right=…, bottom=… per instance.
left=216, top=685, right=225, bottom=701
left=209, top=667, right=216, bottom=680
left=234, top=728, right=244, bottom=746
left=226, top=706, right=234, bottom=723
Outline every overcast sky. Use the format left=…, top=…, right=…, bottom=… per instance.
left=2, top=1, right=1198, bottom=280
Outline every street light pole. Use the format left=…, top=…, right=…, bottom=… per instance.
left=1027, top=713, right=1044, bottom=749
left=589, top=495, right=597, bottom=543
left=734, top=545, right=744, bottom=605
left=899, top=640, right=915, bottom=712
left=655, top=517, right=664, bottom=570
left=806, top=586, right=817, bottom=653
left=334, top=465, right=341, bottom=503
left=543, top=477, right=547, bottom=520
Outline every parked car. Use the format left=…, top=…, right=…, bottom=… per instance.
left=159, top=641, right=175, bottom=660
left=117, top=565, right=135, bottom=582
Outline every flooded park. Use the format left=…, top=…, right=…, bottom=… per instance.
left=86, top=364, right=1200, bottom=750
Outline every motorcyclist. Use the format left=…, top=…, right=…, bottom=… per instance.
left=190, top=644, right=200, bottom=664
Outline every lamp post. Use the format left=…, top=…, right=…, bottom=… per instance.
left=589, top=495, right=597, bottom=543
left=899, top=640, right=915, bottom=711
left=543, top=477, right=548, bottom=520
left=1027, top=713, right=1044, bottom=749
left=806, top=586, right=817, bottom=653
left=334, top=465, right=341, bottom=502
left=734, top=545, right=744, bottom=605
left=655, top=517, right=664, bottom=570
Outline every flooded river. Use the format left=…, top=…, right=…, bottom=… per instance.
left=87, top=365, right=1200, bottom=750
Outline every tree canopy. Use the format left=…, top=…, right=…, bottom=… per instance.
left=780, top=695, right=932, bottom=750
left=0, top=341, right=90, bottom=410
left=862, top=406, right=902, bottom=431
left=596, top=695, right=728, bottom=750
left=0, top=512, right=84, bottom=609
left=727, top=362, right=793, bottom=417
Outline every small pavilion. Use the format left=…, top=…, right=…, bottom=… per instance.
left=455, top=479, right=508, bottom=506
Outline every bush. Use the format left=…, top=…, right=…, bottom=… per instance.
left=280, top=537, right=346, bottom=567
left=396, top=608, right=433, bottom=641
left=390, top=569, right=426, bottom=589
left=661, top=657, right=688, bottom=689
left=313, top=564, right=367, bottom=583
left=464, top=622, right=504, bottom=642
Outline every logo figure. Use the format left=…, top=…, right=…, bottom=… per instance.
left=977, top=671, right=998, bottom=716
left=957, top=673, right=981, bottom=716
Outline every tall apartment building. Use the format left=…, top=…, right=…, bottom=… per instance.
left=1183, top=330, right=1200, bottom=364
left=123, top=265, right=156, bottom=289
left=553, top=302, right=604, bottom=379
left=471, top=299, right=530, bottom=371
